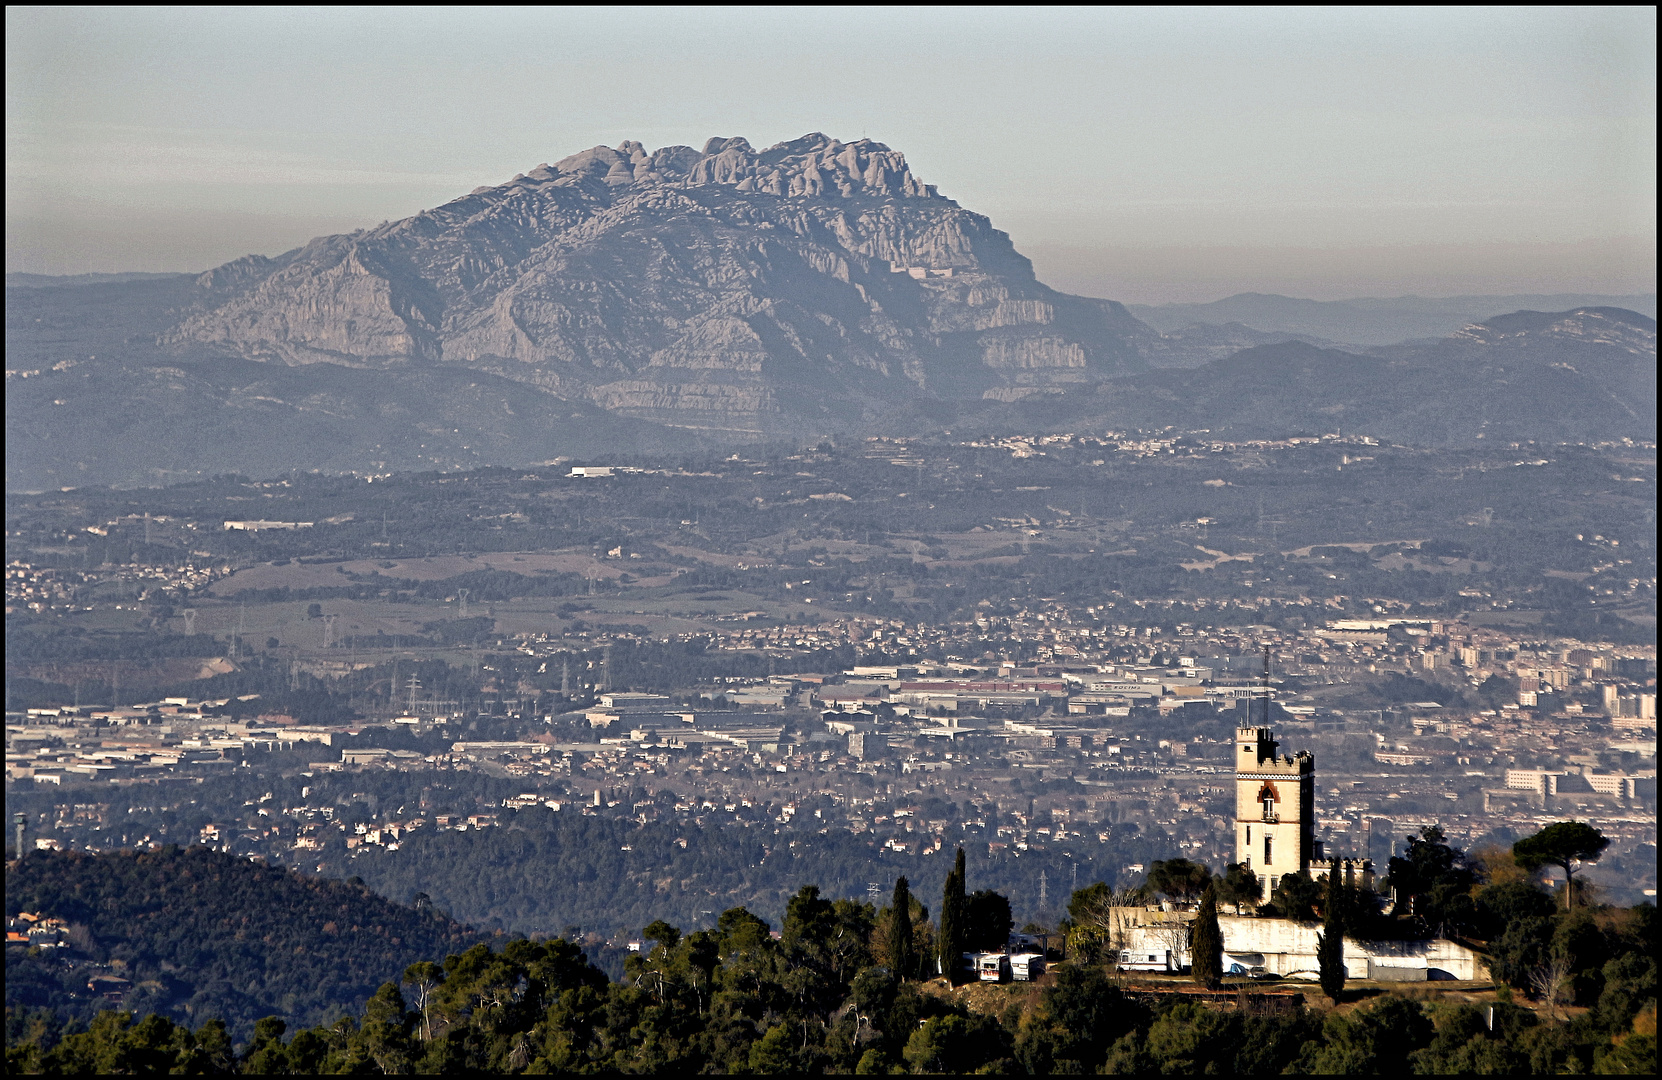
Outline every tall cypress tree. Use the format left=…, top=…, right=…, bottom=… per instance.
left=1190, top=881, right=1223, bottom=989
left=1318, top=868, right=1346, bottom=1002
left=889, top=876, right=914, bottom=980
left=939, top=848, right=967, bottom=984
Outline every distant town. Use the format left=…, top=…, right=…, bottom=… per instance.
left=6, top=431, right=1657, bottom=929
left=9, top=611, right=1655, bottom=906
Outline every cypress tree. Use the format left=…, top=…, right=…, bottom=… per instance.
left=939, top=848, right=967, bottom=984
left=889, top=876, right=914, bottom=980
left=1318, top=868, right=1346, bottom=1002
left=1190, top=881, right=1223, bottom=989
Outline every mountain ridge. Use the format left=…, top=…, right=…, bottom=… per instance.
left=914, top=306, right=1657, bottom=446
left=163, top=133, right=1154, bottom=435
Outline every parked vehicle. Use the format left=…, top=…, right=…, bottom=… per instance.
left=1009, top=952, right=1046, bottom=981
left=969, top=952, right=1011, bottom=982
left=1119, top=949, right=1181, bottom=973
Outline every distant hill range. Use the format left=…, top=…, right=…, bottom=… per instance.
left=1128, top=291, right=1658, bottom=348
left=947, top=306, right=1656, bottom=447
left=5, top=846, right=478, bottom=1040
left=5, top=133, right=1656, bottom=487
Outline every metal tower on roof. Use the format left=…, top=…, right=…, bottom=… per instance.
left=1262, top=644, right=1272, bottom=722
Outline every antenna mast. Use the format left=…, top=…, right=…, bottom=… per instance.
left=1261, top=645, right=1271, bottom=723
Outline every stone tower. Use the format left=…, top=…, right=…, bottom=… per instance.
left=1234, top=726, right=1374, bottom=902
left=1234, top=726, right=1315, bottom=897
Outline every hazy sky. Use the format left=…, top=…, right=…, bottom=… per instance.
left=7, top=6, right=1655, bottom=302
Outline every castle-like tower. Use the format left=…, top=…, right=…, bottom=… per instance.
left=1234, top=726, right=1315, bottom=896
left=1234, top=725, right=1373, bottom=901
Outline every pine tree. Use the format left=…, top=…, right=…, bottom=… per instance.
left=1318, top=868, right=1346, bottom=1002
left=939, top=848, right=967, bottom=984
left=1190, top=881, right=1223, bottom=989
left=889, top=876, right=915, bottom=980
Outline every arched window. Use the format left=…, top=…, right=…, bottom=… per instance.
left=1257, top=783, right=1278, bottom=820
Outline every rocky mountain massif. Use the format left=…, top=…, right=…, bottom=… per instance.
left=5, top=134, right=1656, bottom=488
left=169, top=134, right=1154, bottom=433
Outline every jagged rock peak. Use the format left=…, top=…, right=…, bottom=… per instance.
left=481, top=133, right=940, bottom=200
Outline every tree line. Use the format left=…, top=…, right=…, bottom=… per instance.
left=8, top=818, right=1656, bottom=1073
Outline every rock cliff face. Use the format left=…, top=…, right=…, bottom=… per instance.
left=171, top=134, right=1154, bottom=434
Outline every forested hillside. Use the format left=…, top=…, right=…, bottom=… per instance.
left=4, top=847, right=479, bottom=1038
left=7, top=870, right=1655, bottom=1074
left=343, top=811, right=1164, bottom=938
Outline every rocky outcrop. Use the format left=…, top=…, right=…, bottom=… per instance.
left=170, top=134, right=1154, bottom=434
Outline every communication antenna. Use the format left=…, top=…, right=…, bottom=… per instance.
left=1038, top=869, right=1048, bottom=912
left=144, top=512, right=152, bottom=546
left=13, top=813, right=25, bottom=858
left=323, top=613, right=338, bottom=648
left=1261, top=645, right=1272, bottom=723
left=182, top=608, right=196, bottom=636
left=868, top=881, right=882, bottom=905
left=457, top=588, right=469, bottom=619
left=561, top=659, right=571, bottom=697
left=602, top=645, right=613, bottom=692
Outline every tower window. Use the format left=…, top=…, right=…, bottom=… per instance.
left=1264, top=836, right=1273, bottom=865
left=1246, top=826, right=1251, bottom=846
left=1256, top=783, right=1278, bottom=820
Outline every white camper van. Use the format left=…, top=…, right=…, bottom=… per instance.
left=1009, top=952, right=1046, bottom=981
left=1119, top=948, right=1180, bottom=973
left=972, top=952, right=1011, bottom=982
